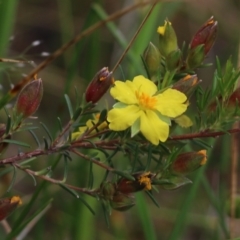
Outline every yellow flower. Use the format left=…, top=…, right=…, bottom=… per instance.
left=71, top=114, right=108, bottom=140
left=107, top=75, right=187, bottom=145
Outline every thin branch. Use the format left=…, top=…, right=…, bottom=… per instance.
left=14, top=163, right=98, bottom=197
left=71, top=149, right=114, bottom=171
left=1, top=128, right=240, bottom=165
left=169, top=128, right=240, bottom=141
left=111, top=1, right=158, bottom=73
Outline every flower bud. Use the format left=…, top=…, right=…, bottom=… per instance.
left=171, top=150, right=207, bottom=175
left=227, top=87, right=240, bottom=108
left=157, top=20, right=178, bottom=57
left=16, top=79, right=43, bottom=118
left=190, top=16, right=217, bottom=55
left=143, top=42, right=161, bottom=77
left=166, top=49, right=182, bottom=71
left=172, top=74, right=200, bottom=97
left=110, top=192, right=135, bottom=211
left=100, top=181, right=116, bottom=200
left=116, top=172, right=152, bottom=194
left=85, top=67, right=114, bottom=103
left=186, top=44, right=205, bottom=69
left=0, top=196, right=22, bottom=221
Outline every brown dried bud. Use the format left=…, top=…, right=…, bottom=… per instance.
left=116, top=172, right=153, bottom=194
left=85, top=67, right=114, bottom=103
left=171, top=150, right=207, bottom=175
left=172, top=75, right=200, bottom=97
left=16, top=79, right=43, bottom=118
left=0, top=196, right=22, bottom=221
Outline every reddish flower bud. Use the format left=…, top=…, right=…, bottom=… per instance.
left=16, top=79, right=43, bottom=118
left=0, top=196, right=22, bottom=221
left=85, top=67, right=114, bottom=103
left=190, top=16, right=217, bottom=55
left=116, top=172, right=153, bottom=194
left=227, top=87, right=240, bottom=107
left=171, top=150, right=207, bottom=175
left=110, top=192, right=135, bottom=211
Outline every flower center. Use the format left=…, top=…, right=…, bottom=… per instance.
left=135, top=91, right=158, bottom=110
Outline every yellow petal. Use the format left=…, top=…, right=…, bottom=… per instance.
left=71, top=132, right=80, bottom=140
left=110, top=80, right=137, bottom=104
left=155, top=89, right=187, bottom=118
left=174, top=114, right=193, bottom=128
left=132, top=75, right=157, bottom=96
left=140, top=110, right=169, bottom=145
left=108, top=105, right=141, bottom=131
left=157, top=20, right=171, bottom=35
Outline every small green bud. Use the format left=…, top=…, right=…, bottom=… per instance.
left=166, top=49, right=182, bottom=71
left=157, top=20, right=178, bottom=57
left=85, top=67, right=114, bottom=103
left=100, top=181, right=116, bottom=200
left=186, top=44, right=205, bottom=69
left=16, top=79, right=43, bottom=118
left=110, top=192, right=135, bottom=211
left=143, top=42, right=161, bottom=77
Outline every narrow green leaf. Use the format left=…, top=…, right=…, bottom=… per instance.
left=88, top=161, right=94, bottom=189
left=29, top=130, right=41, bottom=148
left=2, top=139, right=30, bottom=148
left=61, top=156, right=69, bottom=183
left=72, top=106, right=82, bottom=121
left=40, top=122, right=53, bottom=142
left=101, top=200, right=110, bottom=227
left=64, top=94, right=73, bottom=118
left=7, top=165, right=17, bottom=192
left=57, top=117, right=63, bottom=132
left=78, top=196, right=95, bottom=216
left=145, top=190, right=160, bottom=208
left=43, top=137, right=49, bottom=150
left=59, top=183, right=79, bottom=198
left=113, top=170, right=135, bottom=181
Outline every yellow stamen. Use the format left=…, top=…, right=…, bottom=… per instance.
left=135, top=91, right=157, bottom=110
left=138, top=172, right=152, bottom=190
left=198, top=150, right=207, bottom=165
left=10, top=196, right=22, bottom=205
